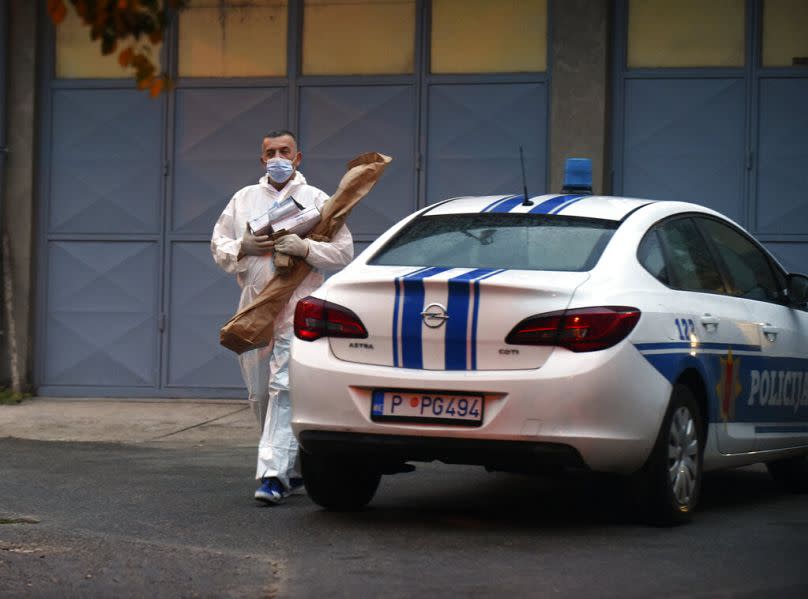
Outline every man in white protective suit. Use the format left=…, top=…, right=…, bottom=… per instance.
left=211, top=130, right=354, bottom=504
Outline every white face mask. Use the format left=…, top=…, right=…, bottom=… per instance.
left=266, top=157, right=295, bottom=183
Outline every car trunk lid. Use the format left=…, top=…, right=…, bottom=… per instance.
left=326, top=266, right=590, bottom=370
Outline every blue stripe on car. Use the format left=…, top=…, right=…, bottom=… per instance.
left=445, top=269, right=499, bottom=370
left=528, top=194, right=582, bottom=214
left=399, top=267, right=450, bottom=369
left=635, top=342, right=762, bottom=352
left=635, top=344, right=808, bottom=425
left=392, top=278, right=401, bottom=367
left=470, top=269, right=505, bottom=369
left=488, top=195, right=525, bottom=213
left=756, top=425, right=808, bottom=434
left=481, top=195, right=517, bottom=213
left=392, top=267, right=430, bottom=367
left=550, top=195, right=588, bottom=214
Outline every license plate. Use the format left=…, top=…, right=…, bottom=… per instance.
left=371, top=390, right=483, bottom=426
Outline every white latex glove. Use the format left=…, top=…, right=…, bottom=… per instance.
left=274, top=233, right=310, bottom=258
left=238, top=229, right=274, bottom=259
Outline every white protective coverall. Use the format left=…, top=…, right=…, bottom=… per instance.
left=211, top=170, right=353, bottom=487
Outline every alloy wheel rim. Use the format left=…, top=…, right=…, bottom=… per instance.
left=667, top=406, right=699, bottom=508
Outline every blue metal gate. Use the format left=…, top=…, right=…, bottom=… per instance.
left=612, top=1, right=808, bottom=273
left=36, top=7, right=549, bottom=397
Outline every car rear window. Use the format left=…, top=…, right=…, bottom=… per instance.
left=369, top=213, right=619, bottom=271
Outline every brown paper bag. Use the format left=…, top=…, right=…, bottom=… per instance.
left=219, top=152, right=392, bottom=354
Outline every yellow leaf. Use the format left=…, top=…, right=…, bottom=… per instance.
left=149, top=78, right=164, bottom=98
left=136, top=75, right=154, bottom=91
left=48, top=0, right=67, bottom=25
left=101, top=37, right=118, bottom=56
left=118, top=47, right=134, bottom=67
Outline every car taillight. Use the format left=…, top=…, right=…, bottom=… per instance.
left=294, top=296, right=368, bottom=341
left=505, top=306, right=640, bottom=352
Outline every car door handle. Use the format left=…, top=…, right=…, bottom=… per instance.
left=761, top=323, right=779, bottom=342
left=700, top=314, right=719, bottom=332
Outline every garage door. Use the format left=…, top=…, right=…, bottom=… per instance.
left=38, top=0, right=549, bottom=397
left=613, top=0, right=808, bottom=273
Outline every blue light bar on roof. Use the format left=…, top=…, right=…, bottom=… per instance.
left=562, top=158, right=593, bottom=194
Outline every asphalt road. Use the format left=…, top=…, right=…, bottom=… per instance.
left=1, top=437, right=807, bottom=598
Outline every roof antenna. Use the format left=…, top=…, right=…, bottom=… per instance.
left=519, top=146, right=533, bottom=206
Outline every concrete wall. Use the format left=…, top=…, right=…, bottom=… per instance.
left=2, top=1, right=38, bottom=391
left=549, top=0, right=611, bottom=195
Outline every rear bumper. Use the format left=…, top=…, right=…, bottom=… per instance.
left=290, top=337, right=673, bottom=474
left=298, top=430, right=587, bottom=473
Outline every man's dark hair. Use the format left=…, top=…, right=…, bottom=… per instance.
left=265, top=129, right=297, bottom=143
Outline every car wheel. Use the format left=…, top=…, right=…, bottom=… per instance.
left=636, top=384, right=703, bottom=526
left=301, top=450, right=381, bottom=511
left=766, top=454, right=808, bottom=493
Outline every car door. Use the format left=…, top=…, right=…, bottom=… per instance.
left=639, top=216, right=761, bottom=454
left=696, top=217, right=808, bottom=451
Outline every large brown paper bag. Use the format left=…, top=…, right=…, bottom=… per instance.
left=219, top=152, right=392, bottom=354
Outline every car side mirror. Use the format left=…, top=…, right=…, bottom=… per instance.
left=786, top=273, right=808, bottom=310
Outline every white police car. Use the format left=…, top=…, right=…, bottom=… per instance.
left=289, top=166, right=808, bottom=524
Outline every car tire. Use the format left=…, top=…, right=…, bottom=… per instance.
left=766, top=454, right=808, bottom=493
left=301, top=450, right=381, bottom=511
left=635, top=384, right=703, bottom=526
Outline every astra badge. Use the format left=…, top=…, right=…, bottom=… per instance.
left=421, top=303, right=449, bottom=328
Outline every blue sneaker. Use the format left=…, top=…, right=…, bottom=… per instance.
left=254, top=477, right=285, bottom=504
left=287, top=477, right=305, bottom=496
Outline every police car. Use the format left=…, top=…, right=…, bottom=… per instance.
left=289, top=162, right=808, bottom=524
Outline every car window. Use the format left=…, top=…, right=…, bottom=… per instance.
left=695, top=217, right=785, bottom=303
left=369, top=214, right=618, bottom=272
left=653, top=218, right=726, bottom=293
left=637, top=229, right=670, bottom=285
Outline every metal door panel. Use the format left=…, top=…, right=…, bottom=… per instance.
left=764, top=242, right=808, bottom=275
left=747, top=301, right=808, bottom=450
left=702, top=295, right=770, bottom=455
left=427, top=83, right=547, bottom=203
left=622, top=79, right=745, bottom=222
left=172, top=88, right=287, bottom=234
left=756, top=78, right=808, bottom=235
left=43, top=241, right=158, bottom=386
left=166, top=242, right=244, bottom=388
left=299, top=85, right=416, bottom=237
left=50, top=90, right=162, bottom=234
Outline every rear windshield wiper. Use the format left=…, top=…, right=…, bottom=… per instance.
left=461, top=229, right=496, bottom=245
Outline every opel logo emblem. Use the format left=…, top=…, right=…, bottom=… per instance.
left=421, top=303, right=449, bottom=328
